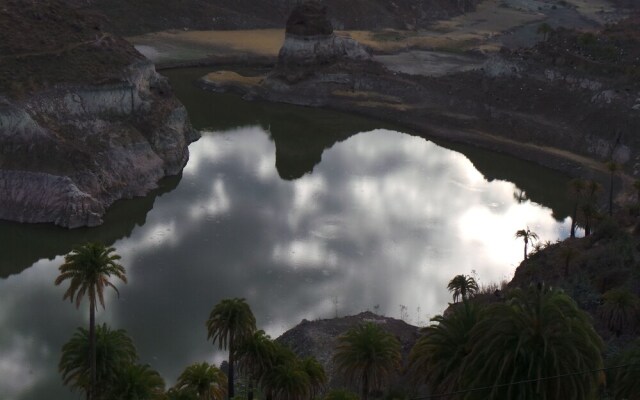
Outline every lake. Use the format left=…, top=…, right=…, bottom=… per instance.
left=0, top=68, right=575, bottom=399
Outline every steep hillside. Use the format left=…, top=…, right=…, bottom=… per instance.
left=63, top=0, right=481, bottom=35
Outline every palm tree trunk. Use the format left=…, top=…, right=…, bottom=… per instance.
left=570, top=202, right=578, bottom=238
left=524, top=238, right=528, bottom=261
left=229, top=336, right=235, bottom=399
left=361, top=372, right=369, bottom=400
left=610, top=172, right=614, bottom=217
left=248, top=379, right=254, bottom=400
left=89, top=298, right=96, bottom=400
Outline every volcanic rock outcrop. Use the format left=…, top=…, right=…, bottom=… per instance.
left=276, top=1, right=370, bottom=68
left=0, top=1, right=198, bottom=228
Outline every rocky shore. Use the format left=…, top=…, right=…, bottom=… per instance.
left=0, top=1, right=198, bottom=228
left=201, top=2, right=640, bottom=193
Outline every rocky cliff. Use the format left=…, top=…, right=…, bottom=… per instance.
left=0, top=1, right=198, bottom=228
left=277, top=1, right=371, bottom=69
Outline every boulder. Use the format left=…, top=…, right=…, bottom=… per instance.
left=277, top=1, right=370, bottom=67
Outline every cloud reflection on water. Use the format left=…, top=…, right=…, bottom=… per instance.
left=0, top=126, right=572, bottom=400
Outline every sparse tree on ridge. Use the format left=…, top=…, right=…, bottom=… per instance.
left=598, top=288, right=640, bottom=337
left=606, top=161, right=621, bottom=217
left=206, top=298, right=257, bottom=399
left=55, top=242, right=127, bottom=400
left=515, top=227, right=538, bottom=261
left=537, top=22, right=553, bottom=41
left=447, top=274, right=479, bottom=303
left=568, top=178, right=586, bottom=238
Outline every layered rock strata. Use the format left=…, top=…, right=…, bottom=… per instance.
left=276, top=1, right=371, bottom=68
left=0, top=60, right=198, bottom=228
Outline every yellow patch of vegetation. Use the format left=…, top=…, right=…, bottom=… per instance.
left=203, top=71, right=263, bottom=86
left=132, top=29, right=285, bottom=56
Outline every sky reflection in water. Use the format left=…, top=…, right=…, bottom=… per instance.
left=0, top=111, right=574, bottom=400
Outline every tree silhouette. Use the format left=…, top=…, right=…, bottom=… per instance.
left=515, top=227, right=539, bottom=261
left=606, top=161, right=621, bottom=217
left=333, top=323, right=401, bottom=400
left=236, top=330, right=277, bottom=400
left=598, top=288, right=640, bottom=337
left=568, top=178, right=586, bottom=238
left=612, top=340, right=640, bottom=399
left=301, top=356, right=327, bottom=399
left=107, top=363, right=165, bottom=400
left=262, top=362, right=311, bottom=400
left=560, top=245, right=580, bottom=277
left=462, top=285, right=604, bottom=399
left=537, top=22, right=553, bottom=41
left=55, top=242, right=127, bottom=400
left=174, top=362, right=227, bottom=400
left=59, top=324, right=137, bottom=397
left=447, top=275, right=479, bottom=303
left=409, top=302, right=481, bottom=396
left=206, top=298, right=257, bottom=399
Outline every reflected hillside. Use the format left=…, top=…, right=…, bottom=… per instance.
left=164, top=68, right=573, bottom=217
left=0, top=175, right=180, bottom=278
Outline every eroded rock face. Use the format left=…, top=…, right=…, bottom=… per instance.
left=277, top=1, right=370, bottom=67
left=0, top=60, right=198, bottom=228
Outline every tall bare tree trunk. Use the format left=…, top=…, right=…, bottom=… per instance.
left=229, top=336, right=235, bottom=399
left=89, top=298, right=96, bottom=400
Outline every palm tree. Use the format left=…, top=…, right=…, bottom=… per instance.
left=568, top=178, right=586, bottom=238
left=301, top=356, right=327, bottom=399
left=59, top=324, right=138, bottom=397
left=323, top=389, right=359, bottom=400
left=55, top=243, right=127, bottom=400
left=462, top=284, right=604, bottom=399
left=634, top=180, right=640, bottom=205
left=611, top=340, right=640, bottom=399
left=206, top=298, right=257, bottom=399
left=174, top=362, right=227, bottom=400
left=236, top=330, right=277, bottom=400
left=447, top=275, right=479, bottom=303
left=409, top=302, right=481, bottom=397
left=262, top=362, right=311, bottom=400
left=333, top=323, right=401, bottom=400
left=537, top=22, right=553, bottom=41
left=598, top=288, right=640, bottom=337
left=107, top=363, right=165, bottom=400
left=166, top=387, right=200, bottom=400
left=606, top=161, right=621, bottom=217
left=515, top=227, right=539, bottom=261
left=560, top=246, right=580, bottom=277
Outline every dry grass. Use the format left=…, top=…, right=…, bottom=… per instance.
left=203, top=71, right=263, bottom=86
left=130, top=29, right=285, bottom=57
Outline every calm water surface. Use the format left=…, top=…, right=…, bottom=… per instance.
left=0, top=68, right=575, bottom=399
